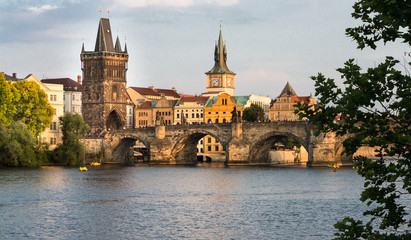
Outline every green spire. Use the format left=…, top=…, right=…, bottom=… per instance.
left=206, top=23, right=235, bottom=75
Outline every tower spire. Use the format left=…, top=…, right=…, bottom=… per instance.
left=206, top=21, right=234, bottom=74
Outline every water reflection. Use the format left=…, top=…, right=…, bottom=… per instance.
left=0, top=165, right=366, bottom=239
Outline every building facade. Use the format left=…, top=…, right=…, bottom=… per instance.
left=41, top=77, right=82, bottom=115
left=204, top=93, right=249, bottom=123
left=269, top=82, right=316, bottom=121
left=174, top=96, right=209, bottom=124
left=81, top=17, right=128, bottom=132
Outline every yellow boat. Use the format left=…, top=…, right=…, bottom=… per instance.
left=79, top=167, right=88, bottom=171
left=90, top=162, right=101, bottom=166
left=328, top=164, right=340, bottom=168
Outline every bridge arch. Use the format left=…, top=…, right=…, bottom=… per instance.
left=171, top=129, right=229, bottom=164
left=248, top=131, right=308, bottom=163
left=110, top=133, right=151, bottom=164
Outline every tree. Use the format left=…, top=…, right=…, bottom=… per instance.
left=13, top=80, right=54, bottom=137
left=242, top=104, right=265, bottom=122
left=0, top=73, right=19, bottom=126
left=0, top=121, right=41, bottom=167
left=52, top=113, right=89, bottom=166
left=297, top=0, right=411, bottom=238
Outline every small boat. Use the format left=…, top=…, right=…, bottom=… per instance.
left=79, top=167, right=88, bottom=171
left=328, top=164, right=340, bottom=168
left=90, top=162, right=101, bottom=166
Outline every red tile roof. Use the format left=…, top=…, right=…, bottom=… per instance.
left=129, top=86, right=180, bottom=98
left=290, top=96, right=310, bottom=104
left=41, top=78, right=82, bottom=92
left=136, top=101, right=152, bottom=109
left=177, top=96, right=210, bottom=106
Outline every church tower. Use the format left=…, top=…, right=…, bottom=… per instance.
left=204, top=25, right=236, bottom=96
left=81, top=17, right=129, bottom=132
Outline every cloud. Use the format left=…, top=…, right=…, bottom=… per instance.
left=27, top=5, right=58, bottom=14
left=109, top=0, right=239, bottom=8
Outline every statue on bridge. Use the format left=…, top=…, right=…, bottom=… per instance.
left=231, top=106, right=241, bottom=123
left=155, top=111, right=164, bottom=126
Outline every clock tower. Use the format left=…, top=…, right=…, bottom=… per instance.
left=204, top=25, right=236, bottom=96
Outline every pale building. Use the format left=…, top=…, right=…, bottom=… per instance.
left=25, top=74, right=64, bottom=149
left=247, top=94, right=272, bottom=120
left=41, top=76, right=82, bottom=115
left=174, top=96, right=209, bottom=124
left=269, top=82, right=316, bottom=121
left=125, top=92, right=134, bottom=128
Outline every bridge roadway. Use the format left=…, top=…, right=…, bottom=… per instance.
left=100, top=121, right=347, bottom=166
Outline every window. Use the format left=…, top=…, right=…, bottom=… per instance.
left=112, top=85, right=118, bottom=101
left=50, top=138, right=57, bottom=145
left=215, top=146, right=219, bottom=151
left=50, top=122, right=57, bottom=130
left=208, top=146, right=211, bottom=151
left=208, top=137, right=211, bottom=143
left=192, top=113, right=194, bottom=118
left=177, top=114, right=180, bottom=118
left=54, top=108, right=57, bottom=115
left=50, top=94, right=57, bottom=101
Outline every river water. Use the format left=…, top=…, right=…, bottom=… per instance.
left=0, top=165, right=367, bottom=239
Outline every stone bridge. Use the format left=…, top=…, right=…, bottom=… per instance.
left=98, top=121, right=349, bottom=166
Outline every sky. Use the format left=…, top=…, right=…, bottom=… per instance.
left=0, top=0, right=407, bottom=98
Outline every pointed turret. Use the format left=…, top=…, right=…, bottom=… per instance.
left=115, top=36, right=122, bottom=52
left=279, top=82, right=297, bottom=97
left=206, top=26, right=234, bottom=74
left=124, top=43, right=128, bottom=53
left=81, top=42, right=85, bottom=53
left=94, top=18, right=115, bottom=52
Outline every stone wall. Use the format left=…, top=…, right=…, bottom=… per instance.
left=82, top=138, right=110, bottom=163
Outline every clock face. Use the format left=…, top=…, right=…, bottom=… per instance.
left=213, top=79, right=219, bottom=86
left=227, top=79, right=231, bottom=86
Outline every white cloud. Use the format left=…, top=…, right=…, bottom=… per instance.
left=110, top=0, right=239, bottom=8
left=27, top=5, right=58, bottom=14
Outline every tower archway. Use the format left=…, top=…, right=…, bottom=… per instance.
left=107, top=110, right=123, bottom=130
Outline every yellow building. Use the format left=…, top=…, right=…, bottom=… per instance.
left=204, top=93, right=249, bottom=123
left=269, top=82, right=316, bottom=121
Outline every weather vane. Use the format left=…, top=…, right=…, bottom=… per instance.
left=108, top=8, right=110, bottom=18
left=99, top=7, right=102, bottom=16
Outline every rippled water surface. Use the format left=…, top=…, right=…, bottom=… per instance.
left=0, top=165, right=366, bottom=239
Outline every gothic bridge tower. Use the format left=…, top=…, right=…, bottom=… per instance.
left=205, top=25, right=236, bottom=96
left=81, top=17, right=128, bottom=132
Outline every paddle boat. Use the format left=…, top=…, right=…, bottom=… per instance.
left=79, top=166, right=88, bottom=171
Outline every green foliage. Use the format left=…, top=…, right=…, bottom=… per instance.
left=0, top=122, right=42, bottom=167
left=0, top=74, right=53, bottom=137
left=297, top=0, right=411, bottom=238
left=242, top=104, right=265, bottom=122
left=13, top=80, right=54, bottom=137
left=0, top=73, right=19, bottom=126
left=277, top=137, right=301, bottom=150
left=51, top=113, right=89, bottom=166
left=347, top=0, right=411, bottom=49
